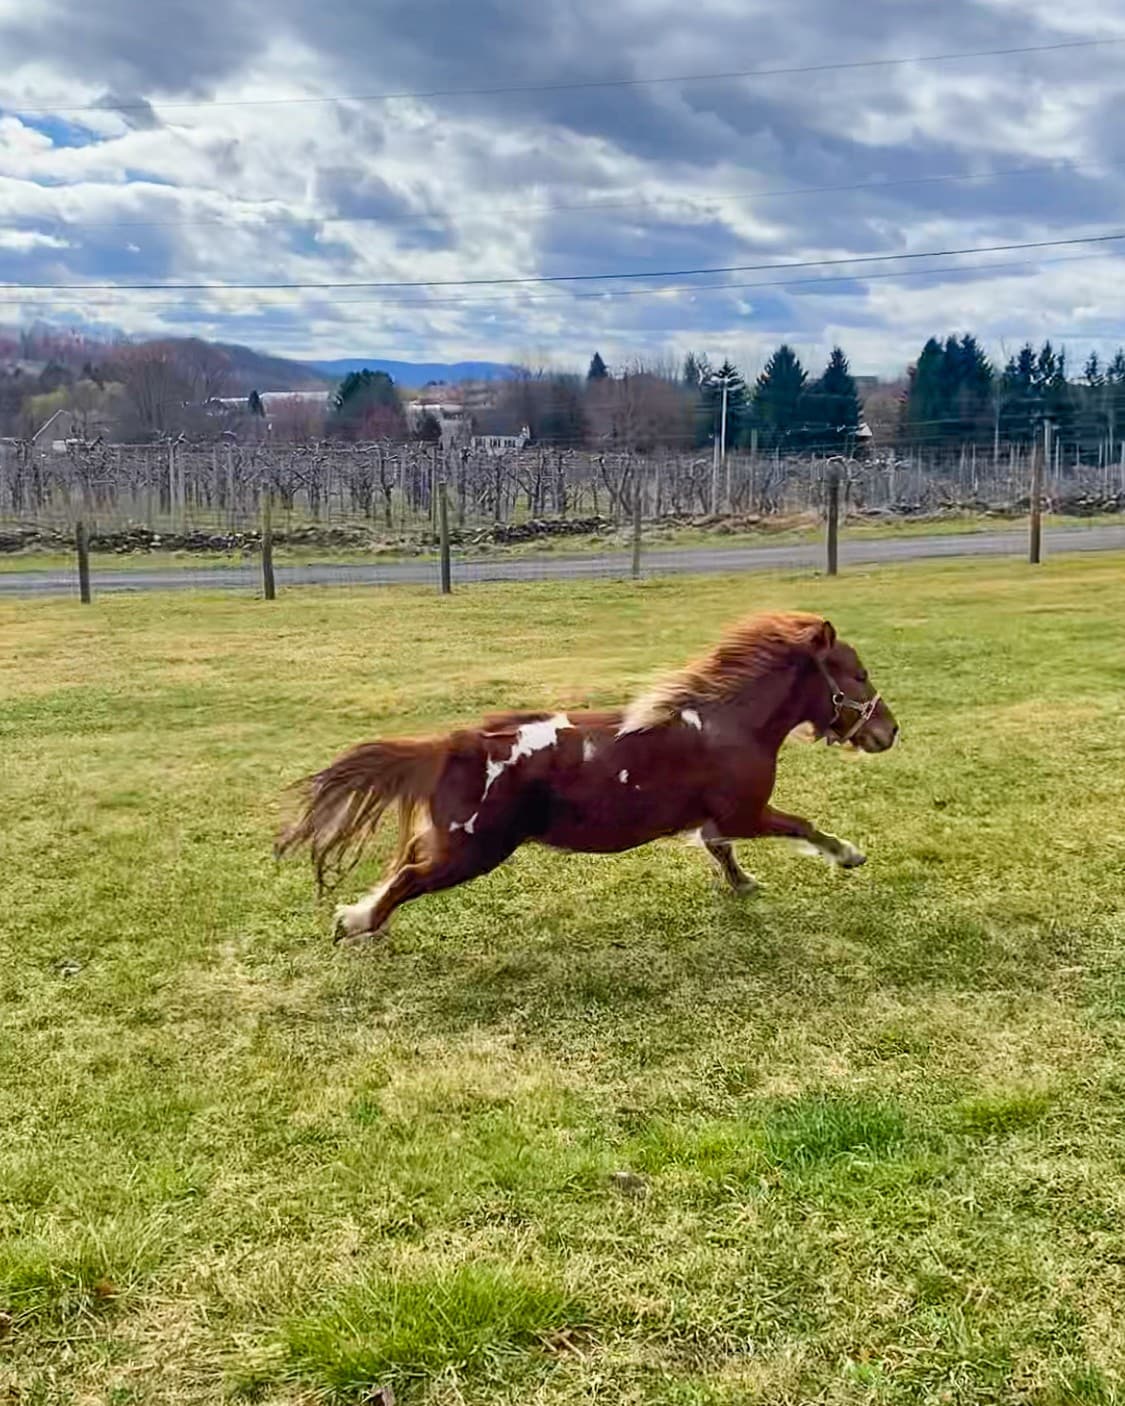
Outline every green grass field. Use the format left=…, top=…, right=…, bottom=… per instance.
left=3, top=555, right=1125, bottom=1404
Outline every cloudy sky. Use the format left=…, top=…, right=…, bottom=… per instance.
left=2, top=0, right=1124, bottom=376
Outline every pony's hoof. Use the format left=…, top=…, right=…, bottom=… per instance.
left=333, top=900, right=383, bottom=944
left=333, top=918, right=388, bottom=949
left=709, top=869, right=761, bottom=897
left=837, top=844, right=866, bottom=869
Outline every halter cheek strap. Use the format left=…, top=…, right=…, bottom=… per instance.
left=815, top=658, right=881, bottom=745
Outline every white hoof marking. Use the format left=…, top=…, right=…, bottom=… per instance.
left=790, top=835, right=866, bottom=868
left=333, top=883, right=389, bottom=940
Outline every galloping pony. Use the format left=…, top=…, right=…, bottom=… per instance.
left=276, top=610, right=898, bottom=942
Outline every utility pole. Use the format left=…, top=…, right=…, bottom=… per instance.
left=720, top=376, right=731, bottom=486
left=710, top=417, right=721, bottom=515
left=705, top=366, right=736, bottom=514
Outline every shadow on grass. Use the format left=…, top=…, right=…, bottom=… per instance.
left=305, top=848, right=1081, bottom=1047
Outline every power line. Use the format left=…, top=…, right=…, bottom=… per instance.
left=6, top=36, right=1121, bottom=116
left=8, top=229, right=1125, bottom=293
left=4, top=248, right=1118, bottom=312
left=22, top=156, right=1125, bottom=234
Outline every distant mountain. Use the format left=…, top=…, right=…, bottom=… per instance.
left=1, top=323, right=333, bottom=393
left=1, top=321, right=517, bottom=393
left=206, top=341, right=332, bottom=393
left=309, top=358, right=521, bottom=387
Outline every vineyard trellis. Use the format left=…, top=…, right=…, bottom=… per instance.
left=2, top=437, right=1123, bottom=540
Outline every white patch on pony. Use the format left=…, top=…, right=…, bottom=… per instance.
left=618, top=769, right=629, bottom=783
left=450, top=812, right=478, bottom=835
left=482, top=756, right=506, bottom=798
left=681, top=708, right=703, bottom=730
left=582, top=737, right=596, bottom=762
left=479, top=713, right=572, bottom=803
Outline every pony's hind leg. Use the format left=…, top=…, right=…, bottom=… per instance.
left=333, top=826, right=520, bottom=942
left=699, top=821, right=759, bottom=895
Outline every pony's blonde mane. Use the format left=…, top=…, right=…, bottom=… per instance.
left=620, top=610, right=828, bottom=733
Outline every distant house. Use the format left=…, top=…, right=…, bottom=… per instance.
left=31, top=408, right=111, bottom=452
left=214, top=390, right=330, bottom=411
left=471, top=425, right=531, bottom=455
left=404, top=400, right=469, bottom=448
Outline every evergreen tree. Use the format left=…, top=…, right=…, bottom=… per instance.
left=247, top=389, right=265, bottom=418
left=901, top=334, right=992, bottom=448
left=937, top=335, right=964, bottom=440
left=1077, top=353, right=1106, bottom=458
left=681, top=351, right=707, bottom=387
left=682, top=352, right=712, bottom=445
left=950, top=334, right=993, bottom=444
left=1044, top=347, right=1074, bottom=447
left=333, top=368, right=399, bottom=414
left=900, top=337, right=945, bottom=445
left=587, top=351, right=608, bottom=382
left=752, top=345, right=807, bottom=449
left=1107, top=350, right=1125, bottom=455
left=331, top=368, right=404, bottom=440
left=999, top=344, right=1039, bottom=444
left=804, top=346, right=860, bottom=450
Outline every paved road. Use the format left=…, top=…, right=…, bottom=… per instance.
left=2, top=523, right=1124, bottom=596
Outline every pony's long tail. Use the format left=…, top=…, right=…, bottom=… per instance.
left=275, top=737, right=449, bottom=892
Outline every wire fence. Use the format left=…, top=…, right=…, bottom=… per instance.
left=1, top=437, right=1122, bottom=599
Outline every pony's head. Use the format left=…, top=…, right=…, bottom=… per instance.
left=806, top=619, right=898, bottom=752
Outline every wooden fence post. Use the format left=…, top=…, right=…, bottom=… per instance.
left=1030, top=422, right=1046, bottom=565
left=438, top=478, right=452, bottom=595
left=261, top=491, right=276, bottom=600
left=631, top=466, right=643, bottom=579
left=825, top=463, right=840, bottom=576
left=76, top=519, right=91, bottom=604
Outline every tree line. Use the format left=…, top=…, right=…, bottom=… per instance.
left=6, top=323, right=1125, bottom=464
left=899, top=335, right=1125, bottom=458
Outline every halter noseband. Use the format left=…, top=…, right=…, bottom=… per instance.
left=815, top=657, right=881, bottom=745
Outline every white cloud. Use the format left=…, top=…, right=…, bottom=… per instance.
left=0, top=228, right=70, bottom=251
left=1, top=1, right=1124, bottom=374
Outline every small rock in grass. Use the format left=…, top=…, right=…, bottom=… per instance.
left=609, top=1170, right=649, bottom=1199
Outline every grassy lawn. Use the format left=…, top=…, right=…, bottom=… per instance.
left=2, top=555, right=1125, bottom=1404
left=0, top=510, right=1119, bottom=575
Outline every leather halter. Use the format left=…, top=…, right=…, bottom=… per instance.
left=815, top=657, right=881, bottom=745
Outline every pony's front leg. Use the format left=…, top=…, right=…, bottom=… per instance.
left=755, top=805, right=866, bottom=868
left=698, top=820, right=760, bottom=895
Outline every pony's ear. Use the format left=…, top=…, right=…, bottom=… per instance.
left=814, top=619, right=836, bottom=654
